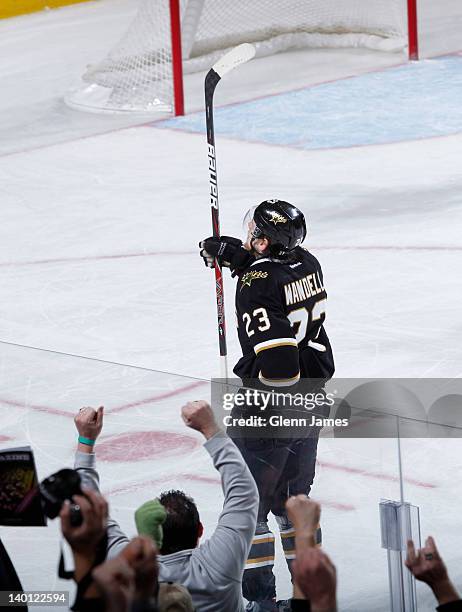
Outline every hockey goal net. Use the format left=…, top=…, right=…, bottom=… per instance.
left=65, top=0, right=409, bottom=115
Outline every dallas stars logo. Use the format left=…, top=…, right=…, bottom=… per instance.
left=240, top=270, right=268, bottom=290
left=269, top=212, right=287, bottom=225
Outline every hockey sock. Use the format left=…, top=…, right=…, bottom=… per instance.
left=243, top=521, right=276, bottom=604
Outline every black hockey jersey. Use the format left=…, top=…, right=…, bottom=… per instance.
left=233, top=247, right=334, bottom=384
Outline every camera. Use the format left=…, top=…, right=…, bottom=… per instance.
left=39, top=469, right=83, bottom=527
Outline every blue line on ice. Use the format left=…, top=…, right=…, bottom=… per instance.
left=159, top=55, right=462, bottom=149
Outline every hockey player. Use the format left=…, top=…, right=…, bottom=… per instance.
left=200, top=199, right=334, bottom=611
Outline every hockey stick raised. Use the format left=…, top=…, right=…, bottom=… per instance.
left=204, top=43, right=255, bottom=379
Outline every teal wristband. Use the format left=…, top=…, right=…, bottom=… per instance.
left=78, top=435, right=95, bottom=446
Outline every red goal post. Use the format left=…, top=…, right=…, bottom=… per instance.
left=170, top=0, right=185, bottom=116
left=407, top=0, right=419, bottom=61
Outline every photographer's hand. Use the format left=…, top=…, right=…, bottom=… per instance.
left=60, top=488, right=108, bottom=581
left=75, top=406, right=104, bottom=453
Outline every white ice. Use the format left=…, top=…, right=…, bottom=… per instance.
left=0, top=1, right=462, bottom=610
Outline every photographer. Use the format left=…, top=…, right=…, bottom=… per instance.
left=59, top=487, right=109, bottom=610
left=59, top=485, right=163, bottom=611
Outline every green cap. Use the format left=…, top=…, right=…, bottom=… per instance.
left=134, top=499, right=167, bottom=549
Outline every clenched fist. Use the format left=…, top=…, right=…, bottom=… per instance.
left=286, top=495, right=321, bottom=538
left=181, top=400, right=220, bottom=440
left=75, top=406, right=104, bottom=441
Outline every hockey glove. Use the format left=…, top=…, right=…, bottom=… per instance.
left=199, top=236, right=253, bottom=276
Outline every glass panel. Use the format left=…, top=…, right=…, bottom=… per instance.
left=1, top=349, right=403, bottom=609
left=398, top=382, right=462, bottom=610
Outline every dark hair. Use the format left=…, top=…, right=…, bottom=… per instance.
left=159, top=490, right=201, bottom=555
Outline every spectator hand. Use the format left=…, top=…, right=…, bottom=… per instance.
left=293, top=547, right=337, bottom=612
left=60, top=488, right=108, bottom=558
left=181, top=400, right=220, bottom=440
left=286, top=495, right=320, bottom=538
left=92, top=556, right=135, bottom=612
left=120, top=536, right=158, bottom=602
left=75, top=406, right=104, bottom=441
left=406, top=537, right=460, bottom=605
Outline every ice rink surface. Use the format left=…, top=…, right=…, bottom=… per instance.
left=1, top=0, right=462, bottom=609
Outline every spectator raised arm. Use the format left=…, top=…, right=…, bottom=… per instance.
left=93, top=536, right=160, bottom=612
left=156, top=400, right=259, bottom=611
left=286, top=495, right=337, bottom=612
left=73, top=406, right=130, bottom=559
left=406, top=537, right=462, bottom=611
left=92, top=556, right=135, bottom=612
left=119, top=536, right=159, bottom=605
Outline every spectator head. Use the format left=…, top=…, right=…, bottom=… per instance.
left=158, top=490, right=203, bottom=555
left=158, top=582, right=194, bottom=612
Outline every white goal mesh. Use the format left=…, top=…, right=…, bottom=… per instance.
left=65, top=0, right=407, bottom=114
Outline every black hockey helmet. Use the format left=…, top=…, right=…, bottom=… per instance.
left=251, top=199, right=307, bottom=255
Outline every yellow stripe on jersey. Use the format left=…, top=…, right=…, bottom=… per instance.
left=250, top=536, right=274, bottom=545
left=283, top=549, right=296, bottom=557
left=254, top=337, right=298, bottom=355
left=280, top=530, right=296, bottom=539
left=252, top=532, right=275, bottom=541
left=258, top=372, right=300, bottom=387
left=245, top=555, right=275, bottom=566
